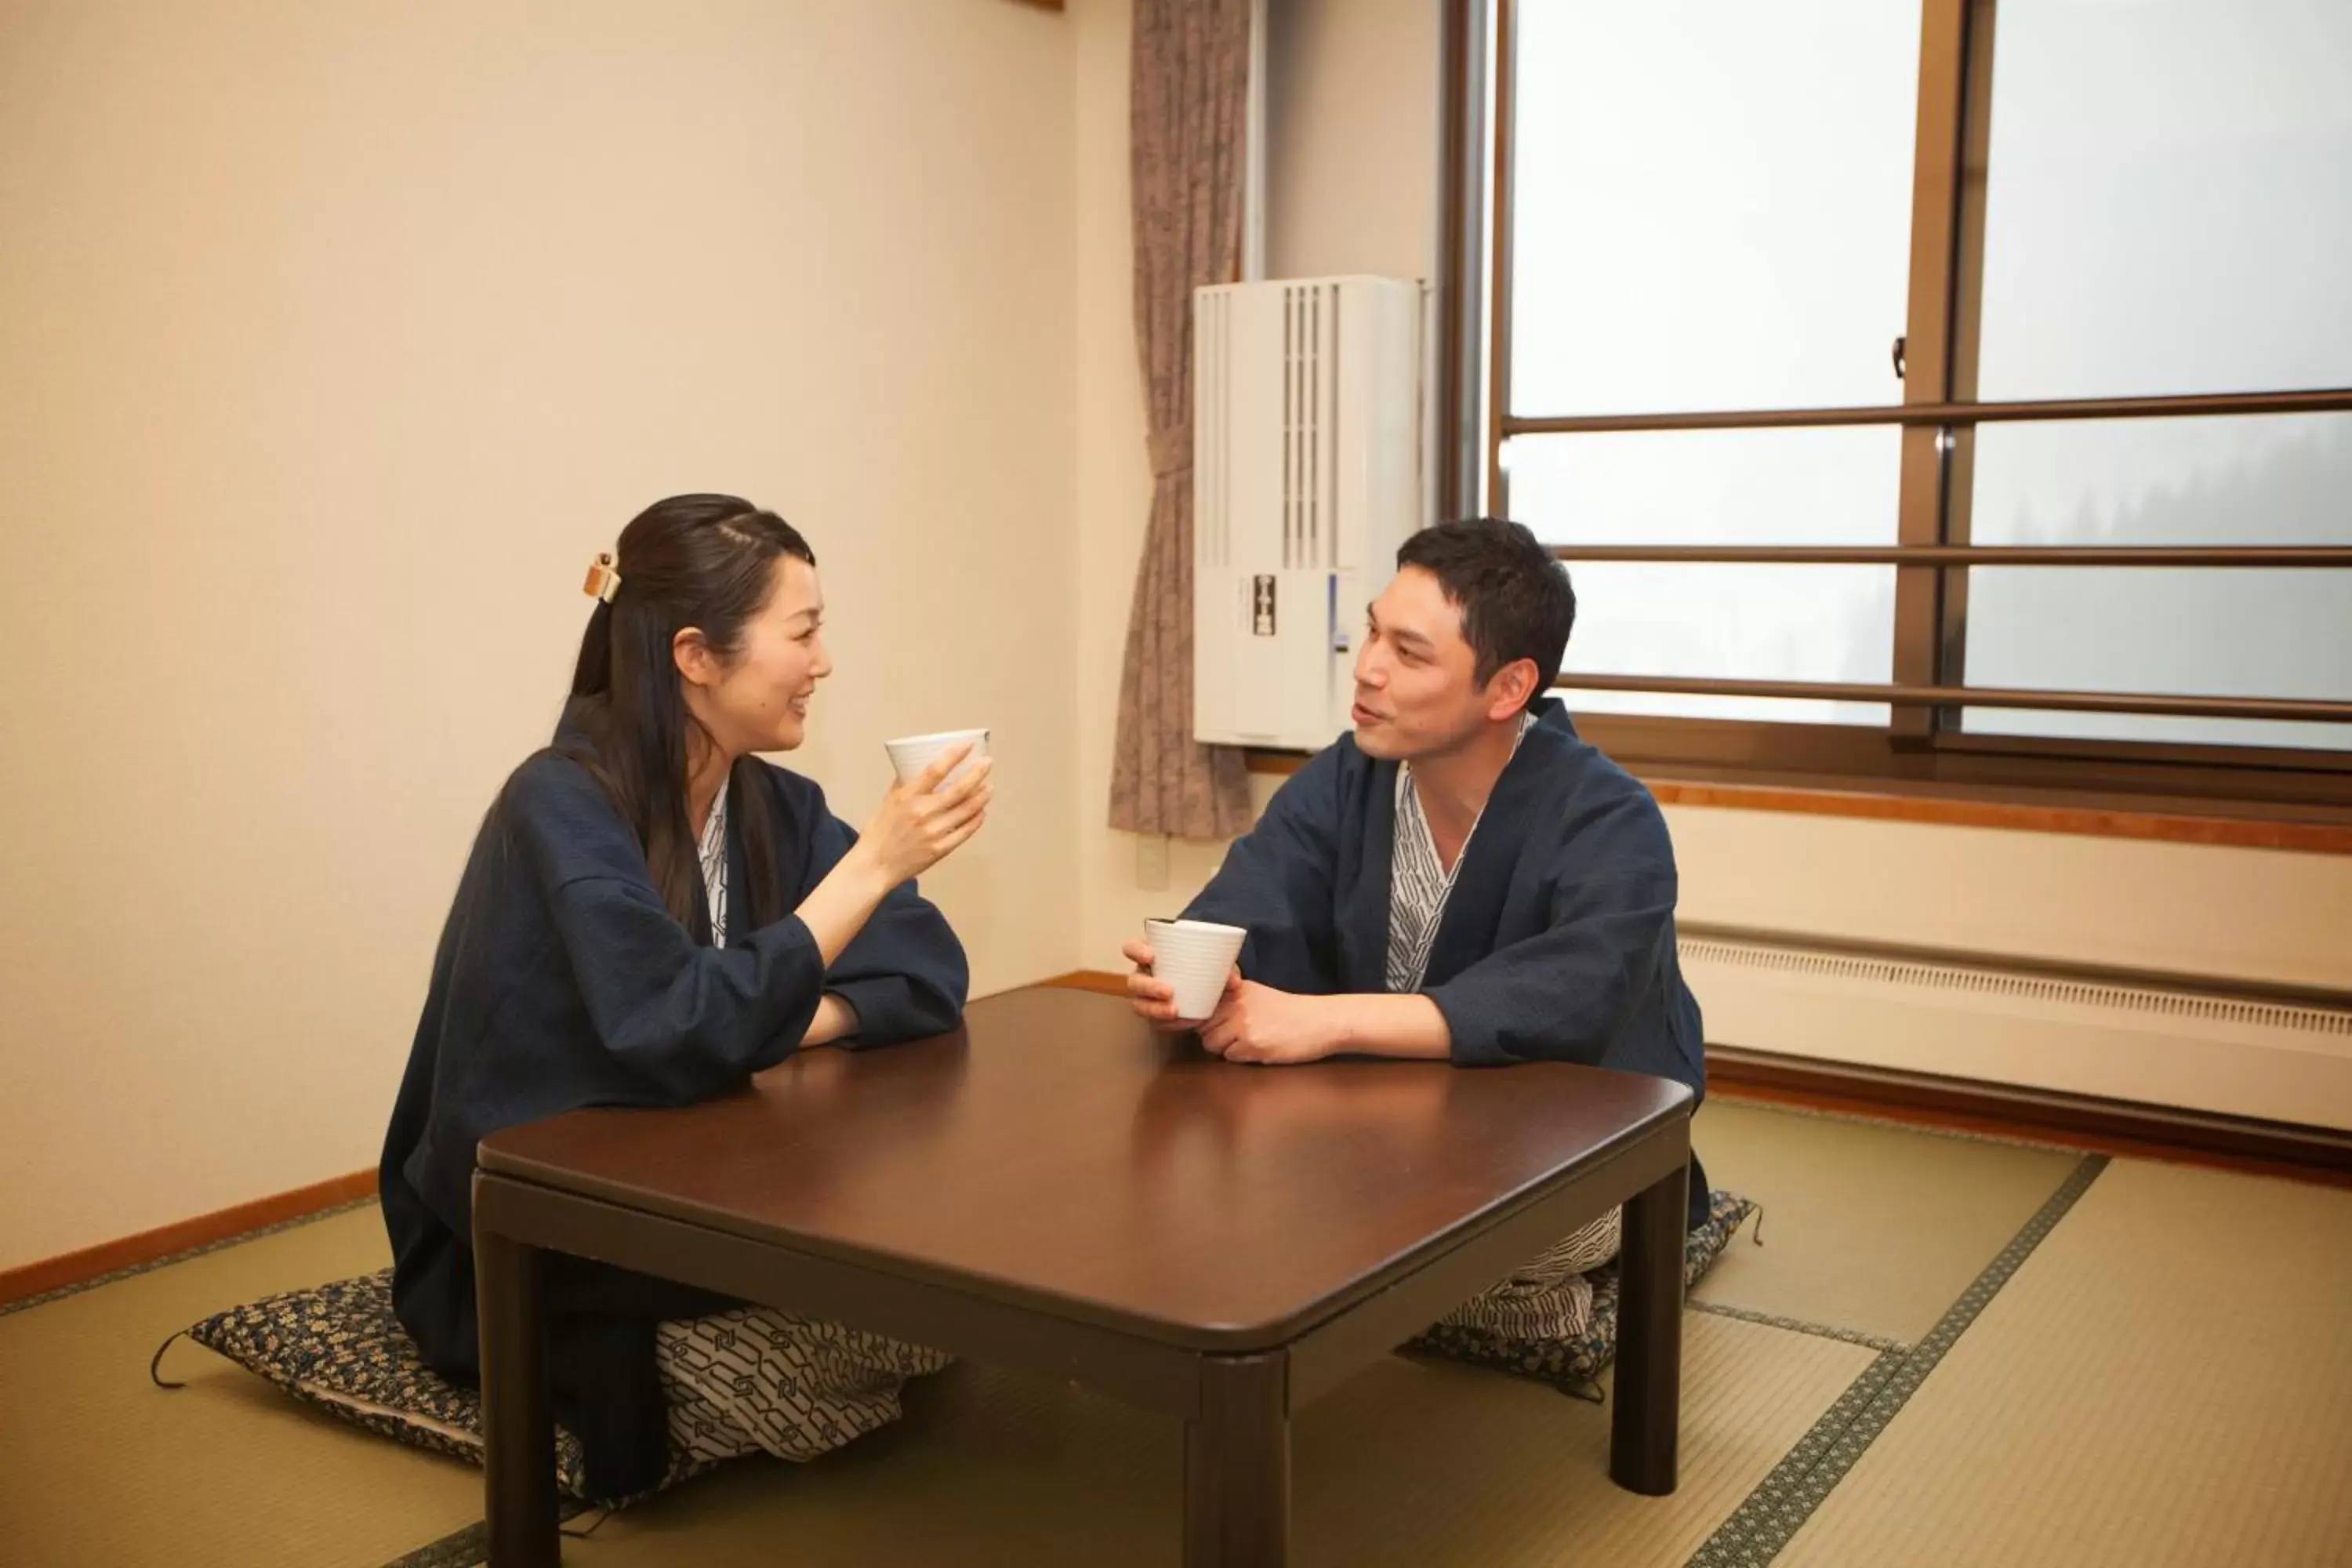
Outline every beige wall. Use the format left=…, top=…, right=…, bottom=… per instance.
left=5, top=0, right=2344, bottom=1272
left=1070, top=0, right=2352, bottom=994
left=1265, top=0, right=1443, bottom=281
left=1072, top=0, right=1225, bottom=964
left=0, top=0, right=1079, bottom=1271
left=1668, top=809, right=2352, bottom=993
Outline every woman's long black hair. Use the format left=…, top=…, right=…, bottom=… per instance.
left=562, top=494, right=814, bottom=938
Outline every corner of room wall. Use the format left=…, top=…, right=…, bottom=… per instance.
left=1070, top=0, right=1224, bottom=971
left=1069, top=0, right=1449, bottom=974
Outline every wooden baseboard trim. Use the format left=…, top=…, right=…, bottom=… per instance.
left=1708, top=1047, right=2352, bottom=1186
left=1040, top=970, right=2352, bottom=1184
left=1040, top=969, right=1131, bottom=997
left=0, top=1167, right=378, bottom=1308
left=1644, top=779, right=2352, bottom=855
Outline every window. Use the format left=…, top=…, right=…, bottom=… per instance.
left=1445, top=0, right=2352, bottom=813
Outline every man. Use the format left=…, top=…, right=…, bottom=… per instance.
left=1125, top=517, right=1709, bottom=1226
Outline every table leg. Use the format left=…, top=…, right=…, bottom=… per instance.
left=477, top=1223, right=561, bottom=1566
left=1610, top=1157, right=1688, bottom=1496
left=1184, top=1353, right=1290, bottom=1567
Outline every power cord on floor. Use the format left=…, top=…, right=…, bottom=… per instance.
left=561, top=1505, right=615, bottom=1540
left=149, top=1329, right=191, bottom=1388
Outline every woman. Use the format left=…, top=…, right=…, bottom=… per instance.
left=379, top=494, right=989, bottom=1498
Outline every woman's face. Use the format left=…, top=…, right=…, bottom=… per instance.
left=681, top=554, right=831, bottom=756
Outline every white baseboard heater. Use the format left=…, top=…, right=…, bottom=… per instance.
left=1682, top=934, right=2352, bottom=1134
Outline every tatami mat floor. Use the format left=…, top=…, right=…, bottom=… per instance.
left=0, top=1207, right=474, bottom=1567
left=1779, top=1159, right=2352, bottom=1568
left=1688, top=1098, right=2082, bottom=1345
left=4, top=1098, right=2344, bottom=1567
left=549, top=1313, right=1871, bottom=1568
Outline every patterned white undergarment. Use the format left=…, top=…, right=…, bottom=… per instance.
left=1439, top=1207, right=1623, bottom=1340
left=1388, top=710, right=1620, bottom=1338
left=655, top=1309, right=953, bottom=1465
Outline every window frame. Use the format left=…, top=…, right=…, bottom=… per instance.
left=1434, top=0, right=2352, bottom=820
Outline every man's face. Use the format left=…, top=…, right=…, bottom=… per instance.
left=1350, top=565, right=1516, bottom=760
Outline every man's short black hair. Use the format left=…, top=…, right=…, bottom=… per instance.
left=1393, top=517, right=1574, bottom=713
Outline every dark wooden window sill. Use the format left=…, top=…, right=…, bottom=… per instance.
left=1241, top=749, right=2352, bottom=855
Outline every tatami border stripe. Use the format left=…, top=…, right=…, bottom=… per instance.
left=1683, top=1345, right=1907, bottom=1568
left=378, top=1501, right=601, bottom=1568
left=1686, top=1299, right=1909, bottom=1355
left=1683, top=1152, right=2111, bottom=1567
left=379, top=1520, right=490, bottom=1568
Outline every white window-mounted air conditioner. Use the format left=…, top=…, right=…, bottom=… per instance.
left=1192, top=275, right=1426, bottom=750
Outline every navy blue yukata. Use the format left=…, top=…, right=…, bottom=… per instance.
left=1181, top=697, right=1711, bottom=1223
left=380, top=712, right=966, bottom=1497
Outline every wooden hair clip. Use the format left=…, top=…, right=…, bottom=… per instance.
left=583, top=552, right=622, bottom=604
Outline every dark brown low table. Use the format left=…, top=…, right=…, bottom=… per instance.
left=473, top=985, right=1693, bottom=1566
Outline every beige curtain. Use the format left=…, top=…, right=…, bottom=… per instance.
left=1108, top=0, right=1255, bottom=839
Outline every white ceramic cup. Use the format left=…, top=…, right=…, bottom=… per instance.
left=884, top=728, right=990, bottom=788
left=1144, top=918, right=1247, bottom=1020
